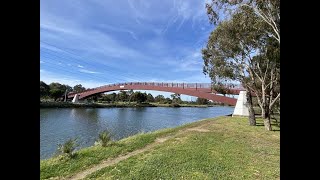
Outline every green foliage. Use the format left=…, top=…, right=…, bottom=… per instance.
left=154, top=95, right=165, bottom=103
left=196, top=98, right=209, bottom=105
left=131, top=91, right=147, bottom=103
left=57, top=138, right=78, bottom=158
left=170, top=93, right=182, bottom=104
left=98, top=130, right=112, bottom=147
left=164, top=98, right=172, bottom=104
left=117, top=91, right=129, bottom=101
left=212, top=83, right=234, bottom=96
left=170, top=103, right=180, bottom=107
left=146, top=93, right=155, bottom=102
left=40, top=81, right=50, bottom=98
left=49, top=89, right=65, bottom=101
left=47, top=82, right=71, bottom=101
left=73, top=84, right=86, bottom=93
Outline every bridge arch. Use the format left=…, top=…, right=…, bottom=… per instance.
left=68, top=82, right=242, bottom=106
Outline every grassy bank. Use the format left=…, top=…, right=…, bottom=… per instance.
left=40, top=101, right=224, bottom=108
left=40, top=116, right=279, bottom=179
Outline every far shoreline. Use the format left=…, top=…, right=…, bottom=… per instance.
left=40, top=101, right=233, bottom=108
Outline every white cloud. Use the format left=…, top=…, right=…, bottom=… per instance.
left=98, top=24, right=138, bottom=40
left=40, top=69, right=105, bottom=88
left=40, top=0, right=213, bottom=86
left=79, top=69, right=100, bottom=74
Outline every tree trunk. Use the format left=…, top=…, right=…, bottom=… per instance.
left=64, top=90, right=67, bottom=102
left=261, top=106, right=266, bottom=118
left=246, top=90, right=256, bottom=126
left=263, top=116, right=272, bottom=131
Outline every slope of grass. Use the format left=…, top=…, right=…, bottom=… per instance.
left=87, top=117, right=280, bottom=179
left=41, top=116, right=279, bottom=179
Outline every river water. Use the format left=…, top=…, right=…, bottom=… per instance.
left=40, top=106, right=234, bottom=159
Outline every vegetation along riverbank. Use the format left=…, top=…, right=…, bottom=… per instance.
left=40, top=115, right=279, bottom=179
left=40, top=101, right=226, bottom=108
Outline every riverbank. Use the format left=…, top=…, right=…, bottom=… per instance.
left=40, top=101, right=225, bottom=108
left=40, top=116, right=280, bottom=179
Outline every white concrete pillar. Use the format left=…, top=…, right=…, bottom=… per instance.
left=72, top=94, right=79, bottom=103
left=232, top=91, right=249, bottom=116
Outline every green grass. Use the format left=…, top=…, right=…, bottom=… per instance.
left=86, top=117, right=279, bottom=180
left=41, top=116, right=279, bottom=180
left=40, top=126, right=181, bottom=179
left=41, top=133, right=154, bottom=179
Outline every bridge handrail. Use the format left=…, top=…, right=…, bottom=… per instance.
left=68, top=82, right=244, bottom=95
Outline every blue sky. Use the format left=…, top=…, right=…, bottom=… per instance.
left=40, top=0, right=215, bottom=100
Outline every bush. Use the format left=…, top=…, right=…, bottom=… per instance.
left=170, top=103, right=181, bottom=107
left=57, top=138, right=78, bottom=158
left=98, top=130, right=112, bottom=147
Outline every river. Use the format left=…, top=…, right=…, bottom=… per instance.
left=40, top=106, right=234, bottom=159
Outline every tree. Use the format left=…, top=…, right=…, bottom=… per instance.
left=202, top=8, right=262, bottom=126
left=40, top=81, right=50, bottom=98
left=155, top=95, right=165, bottom=103
left=203, top=4, right=280, bottom=130
left=49, top=89, right=65, bottom=101
left=202, top=10, right=260, bottom=124
left=196, top=98, right=209, bottom=105
left=206, top=0, right=280, bottom=44
left=248, top=38, right=280, bottom=129
left=117, top=91, right=128, bottom=102
left=63, top=85, right=73, bottom=102
left=170, top=93, right=182, bottom=104
left=127, top=90, right=134, bottom=104
left=164, top=98, right=172, bottom=104
left=108, top=93, right=117, bottom=102
left=212, top=83, right=234, bottom=96
left=73, top=84, right=86, bottom=93
left=131, top=92, right=147, bottom=103
left=146, top=93, right=155, bottom=102
left=49, top=82, right=65, bottom=101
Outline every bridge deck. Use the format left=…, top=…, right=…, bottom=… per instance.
left=67, top=82, right=244, bottom=106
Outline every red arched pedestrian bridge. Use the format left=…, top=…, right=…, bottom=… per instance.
left=67, top=82, right=245, bottom=106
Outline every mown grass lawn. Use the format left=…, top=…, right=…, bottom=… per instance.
left=41, top=116, right=279, bottom=180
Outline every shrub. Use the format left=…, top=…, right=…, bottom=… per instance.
left=170, top=103, right=181, bottom=107
left=98, top=130, right=112, bottom=147
left=57, top=138, right=78, bottom=158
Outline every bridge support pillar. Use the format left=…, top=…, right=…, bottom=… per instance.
left=72, top=94, right=79, bottom=103
left=232, top=91, right=249, bottom=116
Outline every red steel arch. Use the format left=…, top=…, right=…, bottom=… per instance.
left=68, top=82, right=244, bottom=106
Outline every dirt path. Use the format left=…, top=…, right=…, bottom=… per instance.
left=67, top=136, right=171, bottom=180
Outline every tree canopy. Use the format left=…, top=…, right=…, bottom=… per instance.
left=203, top=0, right=280, bottom=130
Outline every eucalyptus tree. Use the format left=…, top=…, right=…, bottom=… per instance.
left=73, top=84, right=86, bottom=93
left=203, top=4, right=280, bottom=130
left=206, top=0, right=280, bottom=44
left=40, top=81, right=50, bottom=98
left=202, top=8, right=262, bottom=126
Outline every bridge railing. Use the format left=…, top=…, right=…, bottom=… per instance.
left=68, top=82, right=244, bottom=95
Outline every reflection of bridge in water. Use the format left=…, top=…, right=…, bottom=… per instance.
left=68, top=82, right=245, bottom=106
